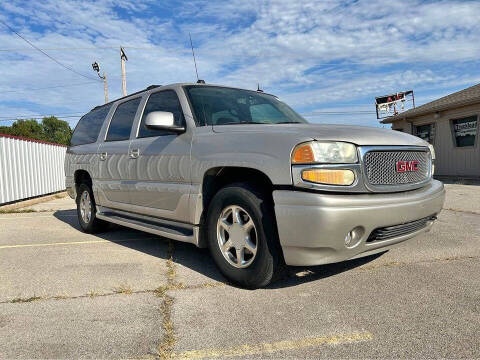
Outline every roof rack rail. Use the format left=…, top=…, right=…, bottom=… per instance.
left=91, top=84, right=162, bottom=111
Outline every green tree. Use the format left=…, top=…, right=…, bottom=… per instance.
left=41, top=116, right=72, bottom=145
left=4, top=119, right=46, bottom=140
left=0, top=117, right=72, bottom=145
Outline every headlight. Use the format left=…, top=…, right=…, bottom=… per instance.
left=292, top=141, right=358, bottom=164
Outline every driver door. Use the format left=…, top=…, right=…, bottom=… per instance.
left=127, top=89, right=192, bottom=222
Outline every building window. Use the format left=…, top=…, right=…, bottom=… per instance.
left=452, top=116, right=478, bottom=147
left=414, top=123, right=435, bottom=144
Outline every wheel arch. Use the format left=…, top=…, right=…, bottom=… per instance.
left=197, top=166, right=275, bottom=231
left=74, top=169, right=92, bottom=195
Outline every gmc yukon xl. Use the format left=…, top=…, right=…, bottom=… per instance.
left=65, top=83, right=445, bottom=288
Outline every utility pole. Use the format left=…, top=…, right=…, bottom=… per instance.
left=120, top=46, right=128, bottom=96
left=92, top=62, right=108, bottom=103
left=103, top=71, right=108, bottom=103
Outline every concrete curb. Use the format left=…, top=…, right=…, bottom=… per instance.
left=0, top=191, right=68, bottom=212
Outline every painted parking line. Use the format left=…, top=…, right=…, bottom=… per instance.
left=0, top=214, right=77, bottom=219
left=172, top=331, right=373, bottom=359
left=0, top=237, right=157, bottom=249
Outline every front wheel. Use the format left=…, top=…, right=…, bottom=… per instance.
left=206, top=183, right=284, bottom=288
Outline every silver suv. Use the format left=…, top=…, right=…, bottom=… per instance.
left=65, top=83, right=445, bottom=288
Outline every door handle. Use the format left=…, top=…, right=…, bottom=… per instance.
left=129, top=149, right=140, bottom=159
left=100, top=152, right=108, bottom=161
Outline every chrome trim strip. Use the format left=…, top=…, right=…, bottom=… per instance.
left=292, top=163, right=368, bottom=192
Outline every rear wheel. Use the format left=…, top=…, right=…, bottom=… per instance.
left=76, top=183, right=107, bottom=233
left=206, top=183, right=284, bottom=288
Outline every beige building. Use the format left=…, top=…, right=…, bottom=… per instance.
left=382, top=84, right=480, bottom=178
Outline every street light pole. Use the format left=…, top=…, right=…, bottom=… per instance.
left=120, top=47, right=128, bottom=96
left=103, top=71, right=108, bottom=103
left=92, top=62, right=108, bottom=103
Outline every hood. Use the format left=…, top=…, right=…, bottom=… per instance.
left=212, top=123, right=427, bottom=146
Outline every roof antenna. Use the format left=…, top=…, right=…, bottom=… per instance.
left=257, top=83, right=264, bottom=92
left=189, top=33, right=205, bottom=84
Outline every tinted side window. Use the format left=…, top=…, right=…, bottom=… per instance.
left=106, top=98, right=141, bottom=141
left=138, top=90, right=184, bottom=138
left=70, top=105, right=112, bottom=146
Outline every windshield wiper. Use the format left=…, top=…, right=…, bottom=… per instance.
left=275, top=121, right=302, bottom=124
left=216, top=121, right=265, bottom=125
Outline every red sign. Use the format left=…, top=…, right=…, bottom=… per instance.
left=396, top=160, right=419, bottom=173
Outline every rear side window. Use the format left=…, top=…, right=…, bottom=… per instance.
left=106, top=97, right=141, bottom=141
left=138, top=90, right=184, bottom=138
left=70, top=105, right=112, bottom=146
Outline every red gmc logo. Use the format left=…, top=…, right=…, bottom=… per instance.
left=396, top=160, right=419, bottom=173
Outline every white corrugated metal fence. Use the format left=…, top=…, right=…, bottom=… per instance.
left=0, top=134, right=66, bottom=204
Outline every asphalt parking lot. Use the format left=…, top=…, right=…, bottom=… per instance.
left=1, top=183, right=479, bottom=359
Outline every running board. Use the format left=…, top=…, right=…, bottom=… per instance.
left=96, top=208, right=200, bottom=246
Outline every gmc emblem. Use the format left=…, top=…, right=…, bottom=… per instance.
left=396, top=160, right=419, bottom=173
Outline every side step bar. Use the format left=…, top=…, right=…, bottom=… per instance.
left=96, top=207, right=200, bottom=246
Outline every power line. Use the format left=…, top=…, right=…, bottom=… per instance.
left=0, top=112, right=84, bottom=119
left=302, top=111, right=377, bottom=115
left=0, top=81, right=98, bottom=94
left=0, top=46, right=163, bottom=52
left=0, top=115, right=83, bottom=123
left=0, top=20, right=101, bottom=82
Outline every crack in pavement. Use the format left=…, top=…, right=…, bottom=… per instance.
left=0, top=282, right=225, bottom=305
left=1, top=255, right=474, bottom=305
left=154, top=239, right=177, bottom=360
left=442, top=207, right=480, bottom=215
left=356, top=254, right=478, bottom=271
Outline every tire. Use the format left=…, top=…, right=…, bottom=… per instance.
left=206, top=182, right=285, bottom=288
left=76, top=183, right=107, bottom=233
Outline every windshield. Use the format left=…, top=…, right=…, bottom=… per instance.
left=184, top=85, right=308, bottom=126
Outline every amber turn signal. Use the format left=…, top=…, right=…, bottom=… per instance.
left=301, top=169, right=355, bottom=186
left=292, top=143, right=315, bottom=164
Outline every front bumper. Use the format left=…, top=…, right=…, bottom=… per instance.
left=273, top=179, right=445, bottom=266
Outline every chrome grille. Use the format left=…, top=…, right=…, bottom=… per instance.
left=363, top=150, right=430, bottom=186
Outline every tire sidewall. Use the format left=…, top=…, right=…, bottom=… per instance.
left=206, top=185, right=277, bottom=288
left=76, top=183, right=96, bottom=232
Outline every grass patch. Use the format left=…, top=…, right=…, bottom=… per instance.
left=112, top=284, right=133, bottom=295
left=87, top=290, right=101, bottom=298
left=0, top=208, right=36, bottom=214
left=156, top=240, right=177, bottom=359
left=157, top=294, right=175, bottom=359
left=10, top=295, right=42, bottom=303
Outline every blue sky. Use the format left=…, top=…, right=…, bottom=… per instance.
left=1, top=0, right=480, bottom=128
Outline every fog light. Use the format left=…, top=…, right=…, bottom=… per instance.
left=345, top=232, right=354, bottom=246
left=301, top=169, right=355, bottom=186
left=344, top=227, right=364, bottom=249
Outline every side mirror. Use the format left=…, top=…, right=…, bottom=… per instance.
left=145, top=111, right=185, bottom=133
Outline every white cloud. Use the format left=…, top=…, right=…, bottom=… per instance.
left=0, top=0, right=479, bottom=127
